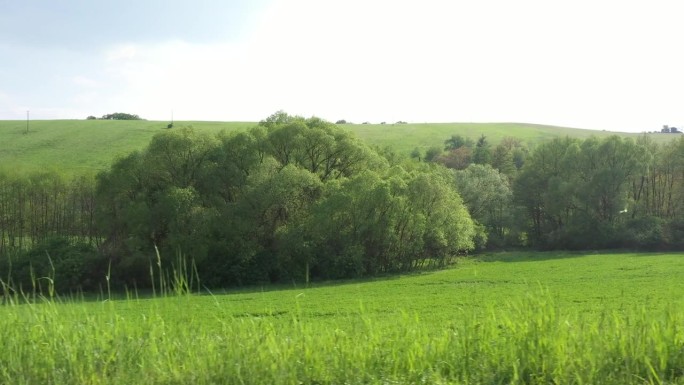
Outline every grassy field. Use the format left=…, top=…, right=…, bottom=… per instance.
left=341, top=122, right=675, bottom=154
left=1, top=119, right=678, bottom=175
left=2, top=251, right=684, bottom=384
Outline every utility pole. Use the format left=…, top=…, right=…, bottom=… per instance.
left=167, top=109, right=174, bottom=129
left=26, top=110, right=29, bottom=134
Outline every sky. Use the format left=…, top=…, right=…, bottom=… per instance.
left=0, top=0, right=682, bottom=132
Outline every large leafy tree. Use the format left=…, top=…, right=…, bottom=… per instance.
left=455, top=164, right=513, bottom=247
left=259, top=111, right=383, bottom=180
left=96, top=128, right=220, bottom=284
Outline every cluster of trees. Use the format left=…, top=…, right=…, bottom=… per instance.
left=93, top=112, right=476, bottom=288
left=87, top=113, right=142, bottom=120
left=418, top=134, right=684, bottom=250
left=1, top=112, right=683, bottom=292
left=515, top=136, right=684, bottom=249
left=0, top=172, right=100, bottom=292
left=413, top=134, right=527, bottom=174
left=0, top=172, right=97, bottom=253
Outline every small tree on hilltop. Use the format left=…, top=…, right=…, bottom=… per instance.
left=101, top=112, right=143, bottom=120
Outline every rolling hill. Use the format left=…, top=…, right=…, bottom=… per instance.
left=0, top=119, right=677, bottom=175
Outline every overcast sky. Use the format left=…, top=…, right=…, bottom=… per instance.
left=0, top=0, right=682, bottom=132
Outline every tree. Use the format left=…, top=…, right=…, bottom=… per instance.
left=101, top=112, right=142, bottom=120
left=472, top=135, right=491, bottom=165
left=410, top=147, right=422, bottom=162
left=145, top=127, right=218, bottom=189
left=490, top=145, right=516, bottom=176
left=95, top=129, right=220, bottom=285
left=231, top=165, right=323, bottom=282
left=513, top=137, right=578, bottom=247
left=444, top=135, right=474, bottom=151
left=455, top=164, right=513, bottom=247
left=425, top=146, right=442, bottom=162
left=437, top=147, right=472, bottom=170
left=261, top=112, right=383, bottom=181
left=492, top=137, right=527, bottom=175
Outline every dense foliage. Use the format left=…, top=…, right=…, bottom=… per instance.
left=93, top=112, right=475, bottom=287
left=1, top=112, right=683, bottom=291
left=514, top=136, right=684, bottom=249
left=434, top=133, right=684, bottom=250
left=99, top=112, right=142, bottom=120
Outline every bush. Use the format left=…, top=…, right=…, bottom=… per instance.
left=101, top=112, right=142, bottom=120
left=665, top=218, right=684, bottom=249
left=622, top=216, right=668, bottom=250
left=0, top=238, right=104, bottom=294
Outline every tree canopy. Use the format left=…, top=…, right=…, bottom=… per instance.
left=92, top=113, right=477, bottom=287
left=100, top=112, right=142, bottom=120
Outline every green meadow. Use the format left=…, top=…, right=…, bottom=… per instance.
left=0, top=119, right=675, bottom=175
left=340, top=122, right=670, bottom=154
left=2, top=252, right=684, bottom=384
left=0, top=120, right=252, bottom=175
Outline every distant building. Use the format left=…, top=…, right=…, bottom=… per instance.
left=660, top=125, right=682, bottom=133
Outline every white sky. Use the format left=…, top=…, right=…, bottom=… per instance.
left=0, top=0, right=682, bottom=132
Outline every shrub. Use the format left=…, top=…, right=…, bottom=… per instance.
left=622, top=216, right=667, bottom=250
left=0, top=238, right=104, bottom=294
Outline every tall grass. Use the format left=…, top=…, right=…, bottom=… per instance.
left=1, top=290, right=683, bottom=384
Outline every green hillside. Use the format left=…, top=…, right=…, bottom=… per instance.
left=343, top=122, right=675, bottom=154
left=0, top=119, right=677, bottom=175
left=0, top=120, right=252, bottom=175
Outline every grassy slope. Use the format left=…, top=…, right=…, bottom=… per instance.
left=2, top=252, right=684, bottom=384
left=0, top=120, right=253, bottom=175
left=343, top=122, right=674, bottom=154
left=1, top=119, right=678, bottom=175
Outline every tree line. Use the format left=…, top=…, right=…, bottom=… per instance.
left=422, top=133, right=684, bottom=250
left=87, top=112, right=142, bottom=120
left=1, top=113, right=683, bottom=292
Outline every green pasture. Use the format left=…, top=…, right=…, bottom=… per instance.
left=0, top=119, right=677, bottom=175
left=2, top=252, right=684, bottom=384
left=0, top=120, right=252, bottom=175
left=342, top=122, right=671, bottom=154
